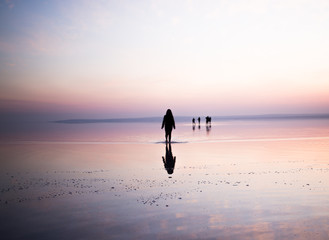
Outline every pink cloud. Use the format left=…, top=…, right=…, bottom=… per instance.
left=5, top=0, right=14, bottom=9
left=5, top=62, right=16, bottom=67
left=0, top=41, right=16, bottom=53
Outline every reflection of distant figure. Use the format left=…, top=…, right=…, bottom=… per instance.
left=192, top=125, right=195, bottom=131
left=197, top=117, right=201, bottom=125
left=162, top=143, right=176, bottom=175
left=161, top=109, right=176, bottom=143
left=206, top=124, right=211, bottom=134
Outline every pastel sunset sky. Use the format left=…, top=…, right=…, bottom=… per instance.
left=1, top=0, right=329, bottom=119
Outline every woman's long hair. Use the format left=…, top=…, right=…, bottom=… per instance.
left=166, top=109, right=174, bottom=121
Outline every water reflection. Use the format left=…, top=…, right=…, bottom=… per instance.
left=162, top=143, right=176, bottom=175
left=206, top=125, right=211, bottom=134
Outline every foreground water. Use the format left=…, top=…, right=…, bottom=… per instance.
left=0, top=119, right=329, bottom=239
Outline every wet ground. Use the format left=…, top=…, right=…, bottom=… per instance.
left=1, top=119, right=329, bottom=239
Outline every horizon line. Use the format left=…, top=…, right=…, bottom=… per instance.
left=54, top=113, right=329, bottom=124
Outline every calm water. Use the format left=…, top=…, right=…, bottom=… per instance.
left=0, top=119, right=329, bottom=239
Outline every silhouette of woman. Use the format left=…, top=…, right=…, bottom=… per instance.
left=161, top=109, right=176, bottom=143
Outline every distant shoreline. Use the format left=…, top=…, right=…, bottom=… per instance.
left=54, top=113, right=329, bottom=124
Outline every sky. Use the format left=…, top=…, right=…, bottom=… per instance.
left=0, top=0, right=329, bottom=120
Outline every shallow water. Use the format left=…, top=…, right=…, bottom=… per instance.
left=1, top=119, right=329, bottom=239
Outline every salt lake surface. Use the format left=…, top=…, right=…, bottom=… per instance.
left=0, top=118, right=329, bottom=239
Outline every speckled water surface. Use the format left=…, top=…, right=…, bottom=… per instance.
left=1, top=119, right=329, bottom=239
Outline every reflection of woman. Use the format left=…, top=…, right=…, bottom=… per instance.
left=162, top=143, right=176, bottom=175
left=161, top=109, right=176, bottom=143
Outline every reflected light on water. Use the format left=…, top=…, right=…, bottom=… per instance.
left=0, top=119, right=329, bottom=239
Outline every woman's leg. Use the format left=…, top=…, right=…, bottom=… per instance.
left=165, top=128, right=172, bottom=143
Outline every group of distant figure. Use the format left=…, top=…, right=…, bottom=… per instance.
left=192, top=116, right=211, bottom=125
left=192, top=116, right=212, bottom=132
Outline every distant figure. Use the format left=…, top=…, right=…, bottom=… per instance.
left=206, top=116, right=212, bottom=125
left=162, top=143, right=176, bottom=174
left=192, top=118, right=195, bottom=125
left=161, top=109, right=176, bottom=143
left=197, top=117, right=201, bottom=125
